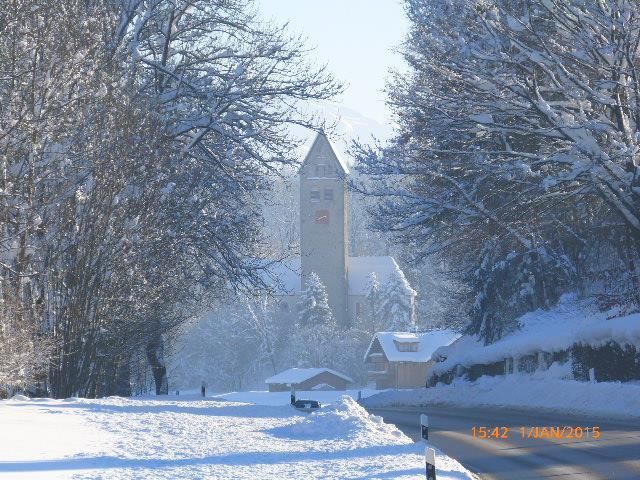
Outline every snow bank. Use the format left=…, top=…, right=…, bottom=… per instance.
left=8, top=394, right=30, bottom=401
left=432, top=294, right=640, bottom=375
left=363, top=374, right=640, bottom=420
left=272, top=396, right=407, bottom=445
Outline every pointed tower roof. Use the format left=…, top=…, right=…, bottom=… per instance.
left=301, top=132, right=350, bottom=174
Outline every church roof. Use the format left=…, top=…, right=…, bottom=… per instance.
left=301, top=132, right=350, bottom=174
left=262, top=256, right=411, bottom=296
left=348, top=256, right=410, bottom=295
left=364, top=330, right=461, bottom=363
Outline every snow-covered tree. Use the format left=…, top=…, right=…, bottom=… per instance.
left=356, top=272, right=385, bottom=335
left=381, top=265, right=416, bottom=332
left=243, top=297, right=290, bottom=376
left=297, top=273, right=335, bottom=328
left=355, top=0, right=640, bottom=343
left=168, top=303, right=262, bottom=392
left=0, top=0, right=340, bottom=397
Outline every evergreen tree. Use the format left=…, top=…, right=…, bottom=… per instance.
left=358, top=272, right=385, bottom=335
left=381, top=265, right=416, bottom=331
left=297, top=273, right=335, bottom=327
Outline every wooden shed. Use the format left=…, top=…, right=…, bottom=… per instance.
left=265, top=368, right=353, bottom=392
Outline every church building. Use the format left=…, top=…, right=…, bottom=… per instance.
left=270, top=133, right=416, bottom=327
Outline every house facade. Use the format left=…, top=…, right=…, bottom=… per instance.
left=364, top=331, right=460, bottom=389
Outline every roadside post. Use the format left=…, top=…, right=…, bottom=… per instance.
left=420, top=414, right=429, bottom=441
left=589, top=368, right=596, bottom=384
left=420, top=414, right=435, bottom=479
left=425, top=447, right=437, bottom=480
left=290, top=385, right=296, bottom=405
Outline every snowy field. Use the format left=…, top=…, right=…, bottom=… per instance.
left=363, top=374, right=640, bottom=420
left=0, top=392, right=474, bottom=480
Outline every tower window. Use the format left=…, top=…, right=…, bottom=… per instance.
left=324, top=188, right=334, bottom=201
left=315, top=209, right=330, bottom=224
left=310, top=190, right=320, bottom=202
left=314, top=164, right=331, bottom=177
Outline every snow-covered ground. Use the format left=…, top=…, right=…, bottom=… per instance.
left=363, top=373, right=640, bottom=420
left=0, top=392, right=474, bottom=480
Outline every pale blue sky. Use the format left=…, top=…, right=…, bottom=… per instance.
left=256, top=0, right=408, bottom=143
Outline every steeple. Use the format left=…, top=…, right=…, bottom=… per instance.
left=299, top=133, right=349, bottom=327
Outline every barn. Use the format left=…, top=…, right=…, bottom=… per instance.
left=265, top=368, right=353, bottom=392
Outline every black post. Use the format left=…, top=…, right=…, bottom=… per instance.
left=201, top=381, right=206, bottom=398
left=420, top=414, right=429, bottom=441
left=425, top=447, right=436, bottom=480
left=290, top=385, right=296, bottom=405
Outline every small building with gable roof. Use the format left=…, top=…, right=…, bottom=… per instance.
left=364, top=330, right=461, bottom=389
left=265, top=367, right=353, bottom=392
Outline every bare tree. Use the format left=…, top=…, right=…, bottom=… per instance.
left=0, top=0, right=340, bottom=396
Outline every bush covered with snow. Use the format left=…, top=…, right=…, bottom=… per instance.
left=430, top=295, right=640, bottom=384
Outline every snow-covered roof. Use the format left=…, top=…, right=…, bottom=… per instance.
left=263, top=256, right=412, bottom=296
left=364, top=330, right=461, bottom=363
left=265, top=368, right=353, bottom=385
left=392, top=333, right=419, bottom=342
left=431, top=294, right=640, bottom=376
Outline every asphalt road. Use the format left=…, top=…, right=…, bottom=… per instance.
left=367, top=405, right=640, bottom=479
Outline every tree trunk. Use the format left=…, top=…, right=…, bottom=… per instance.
left=146, top=336, right=168, bottom=395
left=115, top=359, right=132, bottom=397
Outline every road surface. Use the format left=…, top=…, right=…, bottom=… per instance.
left=367, top=405, right=640, bottom=479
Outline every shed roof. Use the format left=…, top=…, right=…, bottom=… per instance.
left=265, top=367, right=353, bottom=385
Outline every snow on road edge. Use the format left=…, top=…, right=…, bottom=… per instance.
left=362, top=375, right=640, bottom=420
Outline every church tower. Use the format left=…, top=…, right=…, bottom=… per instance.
left=299, top=133, right=349, bottom=327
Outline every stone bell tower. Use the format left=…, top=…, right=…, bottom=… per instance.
left=299, top=133, right=349, bottom=327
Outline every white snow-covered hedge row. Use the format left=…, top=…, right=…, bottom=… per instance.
left=432, top=294, right=640, bottom=376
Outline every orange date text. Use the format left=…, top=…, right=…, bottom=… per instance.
left=471, top=426, right=601, bottom=440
